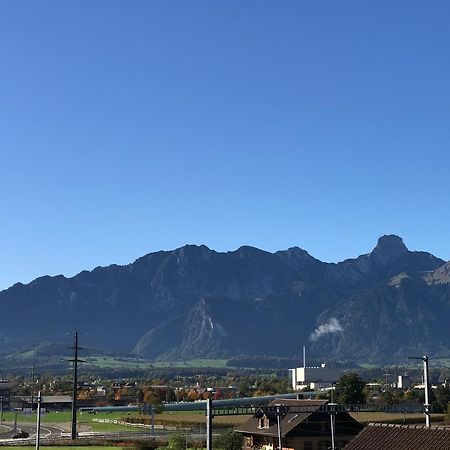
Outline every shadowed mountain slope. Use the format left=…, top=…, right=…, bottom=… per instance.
left=0, top=235, right=448, bottom=363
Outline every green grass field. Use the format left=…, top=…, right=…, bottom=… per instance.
left=2, top=410, right=132, bottom=425
left=85, top=356, right=229, bottom=369
left=152, top=359, right=229, bottom=369
left=349, top=412, right=445, bottom=424
left=430, top=357, right=450, bottom=367
left=1, top=447, right=120, bottom=450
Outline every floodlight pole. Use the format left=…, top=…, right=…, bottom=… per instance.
left=408, top=355, right=431, bottom=427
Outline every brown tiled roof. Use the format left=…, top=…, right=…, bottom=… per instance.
left=343, top=423, right=450, bottom=450
left=236, top=399, right=328, bottom=437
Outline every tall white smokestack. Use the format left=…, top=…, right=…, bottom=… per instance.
left=303, top=345, right=306, bottom=368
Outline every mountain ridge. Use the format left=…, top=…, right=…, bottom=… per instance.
left=1, top=235, right=448, bottom=363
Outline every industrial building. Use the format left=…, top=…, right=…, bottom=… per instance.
left=289, top=364, right=341, bottom=390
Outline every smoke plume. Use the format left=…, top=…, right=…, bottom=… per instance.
left=309, top=317, right=343, bottom=342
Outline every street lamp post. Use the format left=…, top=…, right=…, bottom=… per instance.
left=408, top=355, right=431, bottom=427
left=329, top=383, right=336, bottom=450
left=276, top=405, right=282, bottom=450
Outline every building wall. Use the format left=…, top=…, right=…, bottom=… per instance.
left=290, top=367, right=341, bottom=390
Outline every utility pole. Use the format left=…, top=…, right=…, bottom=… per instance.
left=408, top=355, right=431, bottom=427
left=206, top=398, right=212, bottom=450
left=384, top=370, right=390, bottom=389
left=69, top=332, right=83, bottom=439
left=31, top=363, right=35, bottom=412
left=35, top=391, right=42, bottom=450
left=151, top=405, right=155, bottom=436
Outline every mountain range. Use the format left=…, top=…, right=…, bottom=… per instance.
left=1, top=235, right=449, bottom=364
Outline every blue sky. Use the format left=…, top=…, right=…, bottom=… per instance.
left=1, top=0, right=450, bottom=290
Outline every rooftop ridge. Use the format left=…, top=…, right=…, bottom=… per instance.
left=368, top=422, right=450, bottom=431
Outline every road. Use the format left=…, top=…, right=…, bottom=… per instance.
left=0, top=421, right=67, bottom=443
left=0, top=421, right=210, bottom=444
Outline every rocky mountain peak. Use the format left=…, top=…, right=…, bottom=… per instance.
left=370, top=235, right=408, bottom=263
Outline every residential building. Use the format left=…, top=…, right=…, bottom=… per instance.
left=343, top=423, right=450, bottom=450
left=0, top=380, right=15, bottom=410
left=236, top=398, right=362, bottom=450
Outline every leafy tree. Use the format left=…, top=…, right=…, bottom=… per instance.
left=213, top=431, right=242, bottom=450
left=374, top=390, right=404, bottom=405
left=137, top=388, right=145, bottom=405
left=203, top=391, right=212, bottom=400
left=166, top=388, right=176, bottom=402
left=167, top=433, right=187, bottom=450
left=144, top=390, right=160, bottom=405
left=335, top=373, right=366, bottom=404
left=431, top=384, right=450, bottom=413
left=51, top=378, right=72, bottom=395
left=237, top=378, right=253, bottom=397
left=254, top=376, right=292, bottom=395
left=187, top=390, right=199, bottom=401
left=144, top=389, right=164, bottom=413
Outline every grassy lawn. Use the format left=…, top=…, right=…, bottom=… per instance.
left=84, top=356, right=154, bottom=369
left=88, top=421, right=147, bottom=432
left=157, top=411, right=246, bottom=425
left=84, top=357, right=230, bottom=369
left=2, top=411, right=132, bottom=425
left=2, top=410, right=243, bottom=432
left=152, top=359, right=229, bottom=369
left=0, top=447, right=120, bottom=450
left=350, top=412, right=445, bottom=424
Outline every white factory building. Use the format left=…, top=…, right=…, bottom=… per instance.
left=289, top=363, right=342, bottom=390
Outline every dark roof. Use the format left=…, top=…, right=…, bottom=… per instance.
left=0, top=381, right=16, bottom=390
left=343, top=423, right=450, bottom=450
left=236, top=399, right=328, bottom=437
left=18, top=395, right=72, bottom=404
